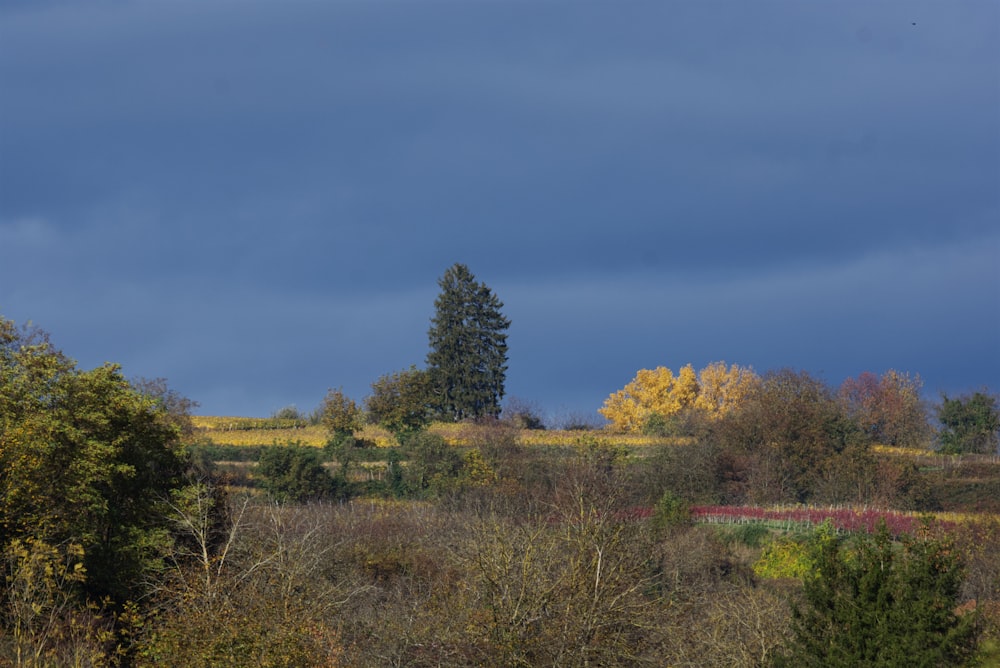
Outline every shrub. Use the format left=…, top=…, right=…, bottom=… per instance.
left=271, top=405, right=304, bottom=421
left=256, top=443, right=342, bottom=502
left=650, top=490, right=691, bottom=534
left=399, top=431, right=465, bottom=497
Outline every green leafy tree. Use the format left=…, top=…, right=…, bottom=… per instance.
left=365, top=366, right=433, bottom=434
left=0, top=316, right=189, bottom=601
left=426, top=263, right=510, bottom=421
left=937, top=391, right=1000, bottom=455
left=319, top=387, right=362, bottom=441
left=776, top=521, right=977, bottom=667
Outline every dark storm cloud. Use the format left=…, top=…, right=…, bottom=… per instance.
left=1, top=0, right=997, bottom=418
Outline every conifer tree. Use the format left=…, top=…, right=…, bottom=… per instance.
left=426, top=263, right=510, bottom=421
left=776, top=520, right=977, bottom=667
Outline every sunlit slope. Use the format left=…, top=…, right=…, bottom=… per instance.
left=192, top=416, right=692, bottom=448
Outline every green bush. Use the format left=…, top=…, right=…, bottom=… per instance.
left=256, top=442, right=343, bottom=502
left=650, top=490, right=691, bottom=534
left=399, top=430, right=465, bottom=497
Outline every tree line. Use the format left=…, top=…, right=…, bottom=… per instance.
left=600, top=362, right=998, bottom=455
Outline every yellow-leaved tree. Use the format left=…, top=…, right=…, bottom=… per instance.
left=694, top=362, right=761, bottom=418
left=599, top=364, right=699, bottom=432
left=600, top=362, right=759, bottom=432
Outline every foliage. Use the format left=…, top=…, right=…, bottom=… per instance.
left=839, top=370, right=931, bottom=447
left=714, top=368, right=867, bottom=503
left=188, top=443, right=268, bottom=462
left=600, top=362, right=759, bottom=433
left=693, top=361, right=762, bottom=417
left=192, top=416, right=310, bottom=431
left=256, top=443, right=342, bottom=503
left=398, top=431, right=466, bottom=497
left=720, top=521, right=771, bottom=549
left=139, top=502, right=346, bottom=667
left=426, top=263, right=510, bottom=421
left=754, top=533, right=813, bottom=580
left=0, top=316, right=189, bottom=602
left=319, top=387, right=362, bottom=438
left=776, top=520, right=977, bottom=667
left=0, top=538, right=107, bottom=667
left=365, top=366, right=433, bottom=434
left=649, top=490, right=691, bottom=534
left=132, top=376, right=200, bottom=443
left=271, top=405, right=305, bottom=421
left=937, top=391, right=1000, bottom=455
left=599, top=364, right=697, bottom=432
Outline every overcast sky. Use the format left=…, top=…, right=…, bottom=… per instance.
left=1, top=0, right=998, bottom=423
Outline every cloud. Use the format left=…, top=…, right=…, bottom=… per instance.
left=0, top=0, right=996, bottom=417
left=500, top=229, right=999, bottom=411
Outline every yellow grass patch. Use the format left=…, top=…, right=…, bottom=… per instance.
left=193, top=418, right=396, bottom=448
left=871, top=444, right=936, bottom=457
left=193, top=417, right=695, bottom=449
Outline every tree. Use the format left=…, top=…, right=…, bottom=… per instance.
left=599, top=365, right=698, bottom=433
left=776, top=521, right=977, bottom=667
left=715, top=369, right=866, bottom=504
left=426, top=263, right=510, bottom=421
left=693, top=362, right=761, bottom=418
left=839, top=370, right=931, bottom=447
left=132, top=376, right=200, bottom=443
left=937, top=391, right=1000, bottom=455
left=600, top=362, right=758, bottom=433
left=0, top=316, right=190, bottom=601
left=365, top=366, right=433, bottom=434
left=319, top=387, right=362, bottom=440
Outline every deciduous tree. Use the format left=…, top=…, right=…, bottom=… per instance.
left=693, top=361, right=760, bottom=418
left=0, top=316, right=190, bottom=601
left=256, top=443, right=341, bottom=503
left=319, top=387, right=362, bottom=440
left=715, top=369, right=866, bottom=504
left=600, top=362, right=758, bottom=433
left=599, top=365, right=698, bottom=432
left=839, top=370, right=931, bottom=447
left=937, top=391, right=1000, bottom=455
left=365, top=366, right=433, bottom=434
left=426, top=263, right=510, bottom=421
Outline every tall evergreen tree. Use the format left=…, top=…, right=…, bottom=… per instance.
left=776, top=520, right=977, bottom=667
left=426, top=263, right=510, bottom=421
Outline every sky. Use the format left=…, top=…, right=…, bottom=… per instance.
left=1, top=0, right=998, bottom=425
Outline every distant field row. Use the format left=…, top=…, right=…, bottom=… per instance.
left=192, top=417, right=946, bottom=454
left=191, top=416, right=694, bottom=448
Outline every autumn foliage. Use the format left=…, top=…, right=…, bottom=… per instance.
left=600, top=362, right=760, bottom=432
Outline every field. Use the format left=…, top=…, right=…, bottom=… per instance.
left=192, top=416, right=691, bottom=449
